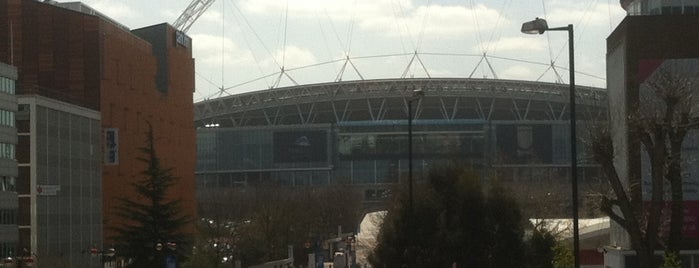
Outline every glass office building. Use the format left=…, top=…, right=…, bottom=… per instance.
left=16, top=96, right=102, bottom=267
left=0, top=62, right=18, bottom=260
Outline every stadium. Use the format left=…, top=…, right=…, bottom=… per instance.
left=194, top=77, right=607, bottom=216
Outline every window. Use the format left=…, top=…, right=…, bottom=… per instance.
left=0, top=77, right=15, bottom=95
left=672, top=6, right=683, bottom=14
left=684, top=6, right=696, bottom=14
left=0, top=209, right=16, bottom=224
left=0, top=110, right=15, bottom=127
left=662, top=6, right=672, bottom=14
left=0, top=143, right=14, bottom=159
left=0, top=243, right=14, bottom=258
left=0, top=176, right=15, bottom=192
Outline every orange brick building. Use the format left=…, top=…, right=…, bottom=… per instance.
left=0, top=0, right=196, bottom=263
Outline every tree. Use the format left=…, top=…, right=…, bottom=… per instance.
left=525, top=224, right=556, bottom=268
left=552, top=243, right=574, bottom=268
left=111, top=124, right=192, bottom=268
left=662, top=251, right=682, bottom=268
left=185, top=189, right=250, bottom=268
left=191, top=183, right=364, bottom=267
left=590, top=66, right=696, bottom=267
left=368, top=164, right=525, bottom=267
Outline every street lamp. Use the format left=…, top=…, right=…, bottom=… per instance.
left=405, top=87, right=423, bottom=266
left=408, top=87, right=424, bottom=215
left=521, top=17, right=580, bottom=268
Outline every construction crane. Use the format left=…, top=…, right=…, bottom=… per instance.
left=173, top=0, right=216, bottom=33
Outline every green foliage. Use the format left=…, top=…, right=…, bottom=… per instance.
left=180, top=244, right=221, bottom=268
left=525, top=226, right=556, bottom=268
left=111, top=124, right=192, bottom=268
left=552, top=243, right=574, bottom=268
left=369, top=164, right=525, bottom=267
left=662, top=252, right=682, bottom=268
left=193, top=183, right=364, bottom=267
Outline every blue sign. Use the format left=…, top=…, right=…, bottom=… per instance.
left=316, top=255, right=324, bottom=268
left=105, top=128, right=119, bottom=164
left=165, top=255, right=177, bottom=268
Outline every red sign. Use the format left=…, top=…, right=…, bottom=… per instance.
left=683, top=201, right=699, bottom=237
left=642, top=200, right=699, bottom=238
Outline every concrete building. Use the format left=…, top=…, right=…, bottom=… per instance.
left=0, top=0, right=197, bottom=266
left=605, top=0, right=699, bottom=266
left=0, top=62, right=18, bottom=261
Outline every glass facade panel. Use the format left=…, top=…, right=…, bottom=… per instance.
left=311, top=171, right=329, bottom=185
left=0, top=209, right=16, bottom=224
left=336, top=161, right=352, bottom=181
left=626, top=0, right=699, bottom=15
left=352, top=161, right=374, bottom=184
left=294, top=172, right=311, bottom=186
left=0, top=77, right=15, bottom=95
left=552, top=124, right=570, bottom=164
left=196, top=122, right=492, bottom=188
left=0, top=144, right=14, bottom=160
left=275, top=172, right=294, bottom=186
left=493, top=123, right=590, bottom=165
left=0, top=176, right=14, bottom=192
left=32, top=104, right=101, bottom=267
left=0, top=110, right=15, bottom=127
left=376, top=160, right=399, bottom=184
left=197, top=128, right=331, bottom=172
left=0, top=243, right=14, bottom=259
left=194, top=118, right=604, bottom=210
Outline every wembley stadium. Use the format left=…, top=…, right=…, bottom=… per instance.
left=194, top=77, right=606, bottom=215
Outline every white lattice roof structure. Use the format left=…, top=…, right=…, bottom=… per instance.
left=194, top=78, right=606, bottom=128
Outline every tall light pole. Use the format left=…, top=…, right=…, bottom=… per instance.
left=406, top=87, right=423, bottom=266
left=521, top=18, right=579, bottom=268
left=408, top=87, right=424, bottom=215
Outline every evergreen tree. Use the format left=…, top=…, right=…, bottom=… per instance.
left=111, top=124, right=191, bottom=268
left=525, top=226, right=556, bottom=268
left=369, top=164, right=525, bottom=267
left=552, top=243, right=574, bottom=268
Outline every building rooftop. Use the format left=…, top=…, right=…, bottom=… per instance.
left=43, top=0, right=130, bottom=31
left=621, top=0, right=699, bottom=15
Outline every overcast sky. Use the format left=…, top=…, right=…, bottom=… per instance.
left=54, top=0, right=627, bottom=102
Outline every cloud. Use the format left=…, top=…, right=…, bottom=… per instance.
left=272, top=46, right=319, bottom=69
left=358, top=4, right=502, bottom=38
left=473, top=36, right=548, bottom=54
left=239, top=0, right=413, bottom=20
left=190, top=34, right=323, bottom=96
left=237, top=1, right=504, bottom=39
left=196, top=9, right=224, bottom=24
left=500, top=65, right=547, bottom=81
left=82, top=0, right=139, bottom=21
left=189, top=33, right=269, bottom=90
left=546, top=2, right=626, bottom=28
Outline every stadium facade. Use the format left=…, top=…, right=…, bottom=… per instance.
left=195, top=78, right=607, bottom=216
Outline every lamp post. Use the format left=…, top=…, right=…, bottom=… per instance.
left=406, top=87, right=423, bottom=266
left=521, top=17, right=579, bottom=268
left=407, top=88, right=424, bottom=215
